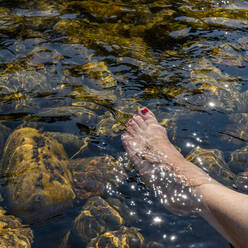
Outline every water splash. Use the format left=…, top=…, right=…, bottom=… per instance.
left=118, top=152, right=204, bottom=216
left=141, top=162, right=204, bottom=216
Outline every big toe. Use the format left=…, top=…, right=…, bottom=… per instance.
left=139, top=108, right=158, bottom=125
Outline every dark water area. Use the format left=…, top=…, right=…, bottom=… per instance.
left=0, top=0, right=248, bottom=247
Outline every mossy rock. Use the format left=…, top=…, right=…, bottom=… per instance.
left=68, top=155, right=127, bottom=201
left=186, top=147, right=234, bottom=183
left=72, top=196, right=124, bottom=244
left=87, top=226, right=144, bottom=248
left=1, top=127, right=75, bottom=223
left=0, top=207, right=33, bottom=248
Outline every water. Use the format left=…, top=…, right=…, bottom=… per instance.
left=0, top=0, right=248, bottom=247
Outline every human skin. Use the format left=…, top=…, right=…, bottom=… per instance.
left=121, top=107, right=248, bottom=248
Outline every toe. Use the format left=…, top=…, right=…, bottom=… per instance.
left=126, top=125, right=136, bottom=136
left=139, top=107, right=158, bottom=124
left=133, top=114, right=146, bottom=129
left=128, top=118, right=142, bottom=133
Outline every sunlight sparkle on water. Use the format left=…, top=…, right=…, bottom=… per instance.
left=208, top=102, right=215, bottom=107
left=186, top=142, right=195, bottom=148
left=130, top=184, right=135, bottom=190
left=170, top=235, right=177, bottom=241
left=153, top=216, right=162, bottom=224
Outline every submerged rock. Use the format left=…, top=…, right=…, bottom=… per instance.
left=187, top=58, right=240, bottom=112
left=61, top=196, right=140, bottom=247
left=220, top=113, right=248, bottom=146
left=186, top=147, right=235, bottom=184
left=44, top=131, right=89, bottom=158
left=72, top=196, right=124, bottom=244
left=0, top=70, right=56, bottom=111
left=229, top=146, right=248, bottom=174
left=87, top=226, right=144, bottom=248
left=1, top=127, right=75, bottom=223
left=68, top=155, right=127, bottom=201
left=0, top=207, right=33, bottom=248
left=37, top=106, right=98, bottom=124
left=71, top=85, right=117, bottom=105
left=0, top=123, right=11, bottom=158
left=72, top=61, right=117, bottom=88
left=97, top=111, right=125, bottom=137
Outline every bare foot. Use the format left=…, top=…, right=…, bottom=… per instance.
left=121, top=107, right=217, bottom=215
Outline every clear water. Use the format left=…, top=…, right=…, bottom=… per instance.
left=1, top=0, right=248, bottom=247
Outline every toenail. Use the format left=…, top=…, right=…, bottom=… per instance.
left=129, top=119, right=133, bottom=123
left=141, top=108, right=148, bottom=115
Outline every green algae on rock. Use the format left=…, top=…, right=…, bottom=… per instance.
left=1, top=127, right=75, bottom=223
left=0, top=207, right=33, bottom=248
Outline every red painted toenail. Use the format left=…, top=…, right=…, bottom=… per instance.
left=141, top=108, right=148, bottom=115
left=129, top=119, right=133, bottom=123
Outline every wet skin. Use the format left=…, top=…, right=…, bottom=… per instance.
left=121, top=108, right=216, bottom=190
left=121, top=107, right=248, bottom=248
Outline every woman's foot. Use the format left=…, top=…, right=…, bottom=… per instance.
left=121, top=107, right=217, bottom=215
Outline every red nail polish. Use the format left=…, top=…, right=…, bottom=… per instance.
left=129, top=119, right=133, bottom=123
left=141, top=108, right=148, bottom=115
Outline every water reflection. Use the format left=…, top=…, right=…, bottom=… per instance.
left=0, top=0, right=247, bottom=247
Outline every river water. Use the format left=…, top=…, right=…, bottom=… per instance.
left=0, top=0, right=248, bottom=247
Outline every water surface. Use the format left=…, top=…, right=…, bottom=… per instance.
left=0, top=0, right=248, bottom=247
